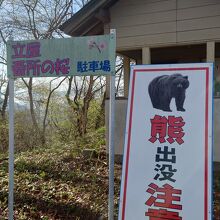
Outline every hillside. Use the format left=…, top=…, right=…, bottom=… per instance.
left=0, top=132, right=219, bottom=219
left=0, top=129, right=121, bottom=220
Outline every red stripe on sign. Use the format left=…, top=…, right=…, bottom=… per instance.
left=122, top=71, right=136, bottom=220
left=204, top=68, right=209, bottom=220
left=135, top=67, right=208, bottom=72
left=121, top=67, right=211, bottom=220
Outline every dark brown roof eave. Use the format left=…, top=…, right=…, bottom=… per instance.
left=59, top=0, right=119, bottom=36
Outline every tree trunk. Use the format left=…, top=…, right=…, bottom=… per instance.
left=26, top=78, right=45, bottom=144
left=79, top=76, right=94, bottom=135
left=28, top=79, right=39, bottom=130
left=1, top=81, right=9, bottom=120
left=65, top=76, right=94, bottom=137
left=95, top=91, right=106, bottom=129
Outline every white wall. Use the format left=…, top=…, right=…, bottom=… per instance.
left=105, top=99, right=127, bottom=155
left=214, top=99, right=220, bottom=162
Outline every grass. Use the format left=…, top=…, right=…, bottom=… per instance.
left=214, top=171, right=220, bottom=220
left=0, top=143, right=121, bottom=220
left=0, top=138, right=219, bottom=219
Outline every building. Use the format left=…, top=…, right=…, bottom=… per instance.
left=60, top=0, right=220, bottom=165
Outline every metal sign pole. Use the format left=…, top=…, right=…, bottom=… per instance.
left=108, top=73, right=115, bottom=220
left=8, top=77, right=15, bottom=220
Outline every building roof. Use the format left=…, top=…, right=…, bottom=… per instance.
left=59, top=0, right=119, bottom=36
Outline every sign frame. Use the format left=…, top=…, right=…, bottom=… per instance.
left=118, top=63, right=214, bottom=220
left=7, top=33, right=116, bottom=78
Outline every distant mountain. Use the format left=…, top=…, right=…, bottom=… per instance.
left=14, top=102, right=27, bottom=111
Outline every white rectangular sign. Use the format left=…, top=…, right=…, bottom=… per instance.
left=119, top=63, right=213, bottom=220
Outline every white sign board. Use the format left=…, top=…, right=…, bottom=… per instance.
left=119, top=63, right=213, bottom=220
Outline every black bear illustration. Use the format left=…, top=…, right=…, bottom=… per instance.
left=148, top=74, right=189, bottom=112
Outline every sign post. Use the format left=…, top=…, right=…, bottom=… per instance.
left=109, top=73, right=115, bottom=220
left=108, top=29, right=116, bottom=220
left=7, top=32, right=116, bottom=220
left=8, top=77, right=14, bottom=220
left=119, top=63, right=213, bottom=220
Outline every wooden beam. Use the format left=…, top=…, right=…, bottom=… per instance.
left=206, top=41, right=215, bottom=62
left=142, top=47, right=151, bottom=64
left=79, top=20, right=102, bottom=36
left=95, top=9, right=110, bottom=24
left=124, top=56, right=130, bottom=98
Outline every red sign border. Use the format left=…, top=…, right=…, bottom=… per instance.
left=121, top=67, right=211, bottom=220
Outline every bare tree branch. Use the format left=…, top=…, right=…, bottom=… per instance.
left=42, top=77, right=67, bottom=139
left=0, top=29, right=6, bottom=44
